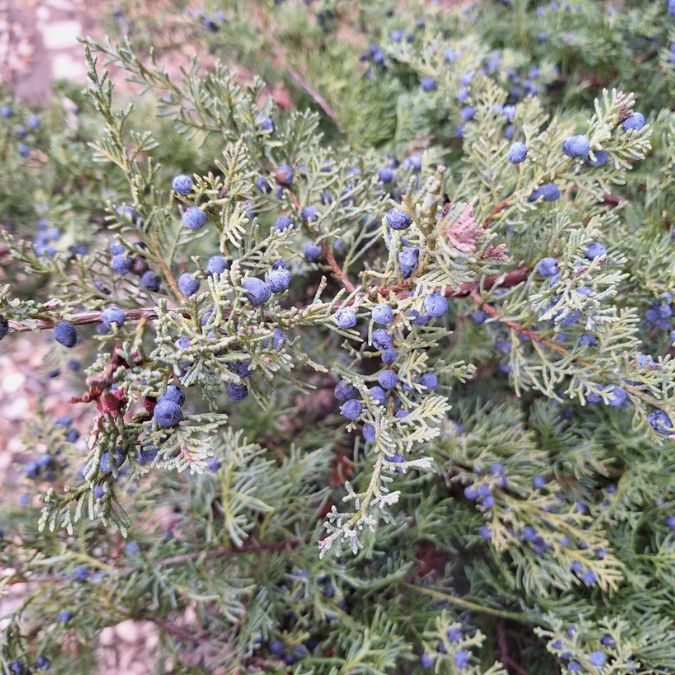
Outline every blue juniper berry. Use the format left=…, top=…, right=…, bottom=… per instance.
left=34, top=655, right=50, bottom=670
left=420, top=372, right=438, bottom=390
left=101, top=306, right=126, bottom=328
left=420, top=653, right=434, bottom=668
left=73, top=565, right=90, bottom=582
left=153, top=399, right=183, bottom=427
left=340, top=399, right=363, bottom=420
left=336, top=307, right=357, bottom=329
left=140, top=271, right=160, bottom=291
left=507, top=141, right=528, bottom=163
left=160, top=385, right=185, bottom=406
left=585, top=242, right=607, bottom=260
left=536, top=257, right=559, bottom=278
left=604, top=384, right=628, bottom=407
left=334, top=379, right=357, bottom=401
left=275, top=164, right=294, bottom=185
left=424, top=292, right=448, bottom=318
left=371, top=329, right=393, bottom=350
left=460, top=105, right=476, bottom=122
left=368, top=385, right=387, bottom=406
left=111, top=254, right=132, bottom=274
left=54, top=321, right=77, bottom=347
left=178, top=273, right=200, bottom=297
left=274, top=215, right=293, bottom=232
left=304, top=241, right=322, bottom=261
left=385, top=208, right=412, bottom=231
left=242, top=278, right=272, bottom=306
left=362, top=423, right=376, bottom=442
left=586, top=150, right=609, bottom=168
left=622, top=112, right=645, bottom=131
left=533, top=475, right=546, bottom=489
left=377, top=369, right=398, bottom=389
left=454, top=649, right=470, bottom=669
left=255, top=176, right=272, bottom=193
left=255, top=114, right=275, bottom=133
left=301, top=206, right=319, bottom=223
left=381, top=348, right=397, bottom=364
left=562, top=134, right=591, bottom=158
left=378, top=167, right=395, bottom=183
left=172, top=174, right=194, bottom=195
left=268, top=267, right=291, bottom=293
left=206, top=255, right=228, bottom=275
left=227, top=383, right=249, bottom=401
left=398, top=246, right=419, bottom=278
left=182, top=206, right=207, bottom=231
left=372, top=304, right=394, bottom=325
left=647, top=409, right=672, bottom=435
left=402, top=154, right=422, bottom=172
left=420, top=76, right=437, bottom=91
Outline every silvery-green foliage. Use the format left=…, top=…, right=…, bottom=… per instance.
left=0, top=1, right=673, bottom=672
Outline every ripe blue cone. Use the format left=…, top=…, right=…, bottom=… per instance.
left=54, top=321, right=77, bottom=348
left=182, top=206, right=207, bottom=231
left=154, top=399, right=183, bottom=427
left=242, top=277, right=272, bottom=306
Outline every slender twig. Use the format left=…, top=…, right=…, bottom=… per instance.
left=483, top=195, right=513, bottom=227
left=252, top=7, right=345, bottom=135
left=6, top=307, right=175, bottom=333
left=150, top=617, right=207, bottom=644
left=149, top=235, right=184, bottom=302
left=403, top=583, right=543, bottom=626
left=321, top=241, right=357, bottom=293
left=496, top=620, right=529, bottom=675
left=3, top=538, right=307, bottom=587
left=470, top=291, right=669, bottom=409
left=5, top=268, right=530, bottom=335
left=374, top=266, right=530, bottom=302
left=470, top=290, right=570, bottom=357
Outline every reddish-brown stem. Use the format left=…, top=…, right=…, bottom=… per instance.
left=449, top=267, right=530, bottom=298
left=253, top=6, right=345, bottom=135
left=150, top=618, right=207, bottom=644
left=470, top=290, right=570, bottom=357
left=321, top=241, right=357, bottom=293
left=5, top=268, right=530, bottom=335
left=483, top=196, right=513, bottom=227
left=374, top=266, right=530, bottom=303
left=6, top=307, right=174, bottom=333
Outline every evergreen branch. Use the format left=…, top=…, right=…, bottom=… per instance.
left=4, top=269, right=530, bottom=334
left=403, top=584, right=544, bottom=626
left=6, top=307, right=183, bottom=332
left=322, top=241, right=357, bottom=293
left=253, top=6, right=346, bottom=135
left=154, top=537, right=305, bottom=568
left=470, top=290, right=570, bottom=358
left=149, top=618, right=208, bottom=644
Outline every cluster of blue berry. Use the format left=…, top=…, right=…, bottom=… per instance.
left=546, top=625, right=637, bottom=673
left=153, top=384, right=185, bottom=428
left=644, top=292, right=673, bottom=336
left=333, top=209, right=445, bottom=450
left=108, top=236, right=162, bottom=293
left=23, top=416, right=79, bottom=482
left=1, top=104, right=40, bottom=159
left=8, top=655, right=51, bottom=673
left=463, top=463, right=507, bottom=513
left=419, top=624, right=476, bottom=671
left=377, top=153, right=422, bottom=191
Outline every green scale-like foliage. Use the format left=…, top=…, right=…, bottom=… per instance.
left=0, top=1, right=673, bottom=673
